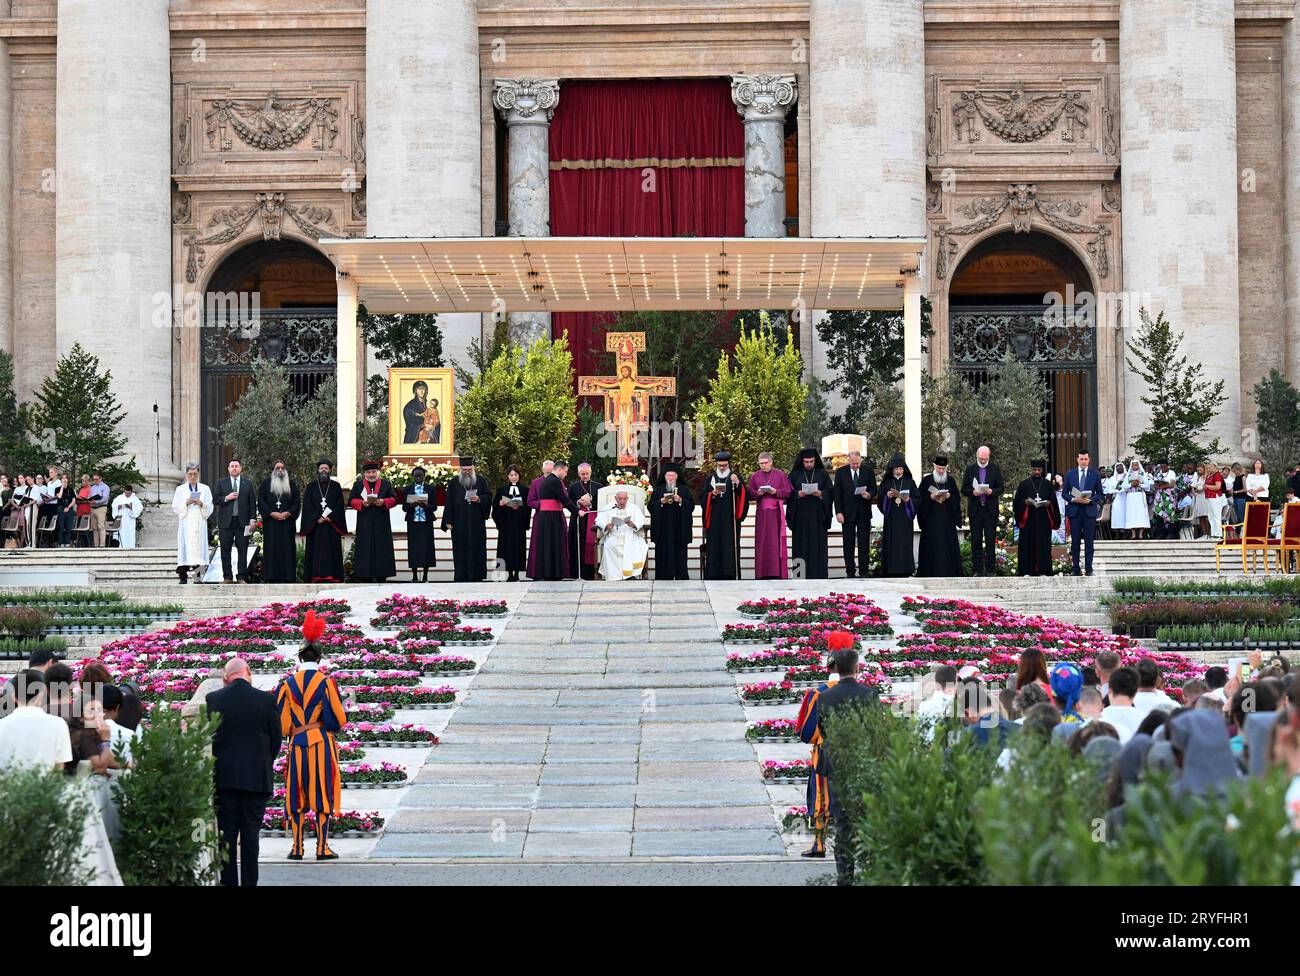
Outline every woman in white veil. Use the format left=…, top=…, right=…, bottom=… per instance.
left=1119, top=460, right=1153, bottom=539
left=1106, top=462, right=1128, bottom=535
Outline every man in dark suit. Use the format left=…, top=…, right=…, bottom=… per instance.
left=833, top=450, right=877, bottom=578
left=214, top=458, right=256, bottom=582
left=960, top=445, right=1004, bottom=576
left=816, top=648, right=880, bottom=886
left=206, top=657, right=281, bottom=886
left=1062, top=449, right=1104, bottom=576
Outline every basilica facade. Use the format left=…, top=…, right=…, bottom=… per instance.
left=0, top=0, right=1294, bottom=482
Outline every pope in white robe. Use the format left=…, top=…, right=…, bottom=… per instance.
left=172, top=467, right=213, bottom=570
left=594, top=490, right=649, bottom=580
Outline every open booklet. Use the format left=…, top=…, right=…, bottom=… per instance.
left=799, top=483, right=819, bottom=495
left=1070, top=488, right=1093, bottom=502
left=927, top=485, right=951, bottom=499
left=1025, top=495, right=1053, bottom=508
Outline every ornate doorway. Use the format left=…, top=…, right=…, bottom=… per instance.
left=949, top=232, right=1096, bottom=474
left=200, top=240, right=337, bottom=478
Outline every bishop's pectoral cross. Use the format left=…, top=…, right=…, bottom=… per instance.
left=578, top=332, right=676, bottom=466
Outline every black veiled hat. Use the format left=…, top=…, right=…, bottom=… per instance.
left=316, top=458, right=333, bottom=469
left=1031, top=459, right=1047, bottom=470
left=657, top=461, right=684, bottom=482
left=933, top=454, right=948, bottom=466
left=714, top=451, right=731, bottom=462
left=457, top=456, right=475, bottom=467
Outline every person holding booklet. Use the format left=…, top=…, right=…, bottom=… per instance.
left=960, top=446, right=1003, bottom=575
left=877, top=453, right=917, bottom=577
left=916, top=455, right=964, bottom=577
left=747, top=452, right=793, bottom=580
left=1062, top=449, right=1103, bottom=576
left=785, top=448, right=833, bottom=579
left=491, top=465, right=530, bottom=582
left=300, top=459, right=347, bottom=583
left=1013, top=459, right=1060, bottom=575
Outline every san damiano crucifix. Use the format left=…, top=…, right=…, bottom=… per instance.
left=578, top=332, right=676, bottom=465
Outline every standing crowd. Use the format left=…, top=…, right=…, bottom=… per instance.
left=0, top=469, right=142, bottom=549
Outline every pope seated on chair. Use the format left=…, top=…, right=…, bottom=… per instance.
left=594, top=489, right=649, bottom=580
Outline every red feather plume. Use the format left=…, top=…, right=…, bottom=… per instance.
left=301, top=609, right=327, bottom=645
left=825, top=630, right=855, bottom=652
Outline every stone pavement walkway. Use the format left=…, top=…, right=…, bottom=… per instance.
left=370, top=580, right=801, bottom=862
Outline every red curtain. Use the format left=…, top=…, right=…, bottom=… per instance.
left=548, top=79, right=744, bottom=383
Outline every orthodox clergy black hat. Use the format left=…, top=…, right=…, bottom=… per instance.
left=317, top=458, right=333, bottom=469
left=1031, top=459, right=1047, bottom=470
left=933, top=454, right=949, bottom=466
left=658, top=461, right=683, bottom=478
left=798, top=447, right=819, bottom=460
left=457, top=456, right=475, bottom=466
left=361, top=460, right=381, bottom=471
left=715, top=451, right=732, bottom=462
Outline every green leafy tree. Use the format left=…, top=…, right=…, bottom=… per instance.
left=26, top=342, right=143, bottom=486
left=112, top=705, right=221, bottom=886
left=451, top=318, right=511, bottom=392
left=359, top=305, right=445, bottom=418
left=0, top=766, right=94, bottom=885
left=1126, top=308, right=1228, bottom=465
left=221, top=362, right=336, bottom=481
left=691, top=317, right=807, bottom=474
left=816, top=298, right=933, bottom=431
left=942, top=354, right=1051, bottom=478
left=0, top=350, right=44, bottom=477
left=1252, top=369, right=1300, bottom=492
left=456, top=335, right=577, bottom=486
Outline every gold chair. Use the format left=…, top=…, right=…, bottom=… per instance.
left=1216, top=501, right=1272, bottom=574
left=1272, top=504, right=1300, bottom=574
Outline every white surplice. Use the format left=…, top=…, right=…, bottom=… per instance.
left=172, top=482, right=213, bottom=567
left=594, top=505, right=648, bottom=580
left=111, top=493, right=143, bottom=548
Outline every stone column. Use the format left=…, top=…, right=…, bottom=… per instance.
left=336, top=273, right=359, bottom=485
left=1284, top=13, right=1300, bottom=383
left=55, top=0, right=173, bottom=474
left=731, top=74, right=797, bottom=238
left=810, top=0, right=926, bottom=238
left=366, top=0, right=482, bottom=375
left=1120, top=0, right=1241, bottom=453
left=0, top=35, right=12, bottom=356
left=810, top=0, right=926, bottom=434
left=493, top=78, right=559, bottom=345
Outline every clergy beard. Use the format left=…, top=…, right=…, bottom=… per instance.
left=933, top=471, right=948, bottom=485
left=459, top=471, right=475, bottom=490
left=270, top=471, right=290, bottom=497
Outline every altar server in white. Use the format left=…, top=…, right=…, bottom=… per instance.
left=594, top=490, right=648, bottom=580
left=111, top=486, right=144, bottom=549
left=172, top=463, right=214, bottom=584
left=1117, top=460, right=1152, bottom=538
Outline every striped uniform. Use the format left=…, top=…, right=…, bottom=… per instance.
left=276, top=666, right=347, bottom=856
left=796, top=683, right=832, bottom=854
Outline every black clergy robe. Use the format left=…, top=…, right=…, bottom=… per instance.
left=1014, top=475, right=1060, bottom=576
left=649, top=482, right=694, bottom=580
left=533, top=473, right=575, bottom=581
left=442, top=475, right=492, bottom=582
left=703, top=470, right=749, bottom=579
left=876, top=475, right=917, bottom=577
left=567, top=478, right=599, bottom=580
left=916, top=475, right=964, bottom=577
left=402, top=481, right=437, bottom=569
left=348, top=478, right=397, bottom=582
left=786, top=466, right=833, bottom=579
left=257, top=477, right=301, bottom=584
left=491, top=482, right=530, bottom=573
left=299, top=477, right=347, bottom=583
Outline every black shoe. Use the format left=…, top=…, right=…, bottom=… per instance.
left=316, top=851, right=339, bottom=861
left=1071, top=570, right=1083, bottom=577
left=287, top=852, right=303, bottom=861
left=800, top=846, right=826, bottom=859
left=1085, top=570, right=1094, bottom=576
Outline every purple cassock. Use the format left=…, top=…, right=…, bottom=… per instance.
left=525, top=476, right=545, bottom=579
left=747, top=469, right=793, bottom=579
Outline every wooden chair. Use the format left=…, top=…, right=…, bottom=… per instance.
left=1216, top=501, right=1272, bottom=574
left=1272, top=504, right=1300, bottom=574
